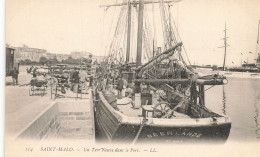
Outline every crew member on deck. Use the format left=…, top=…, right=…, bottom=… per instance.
left=117, top=76, right=124, bottom=99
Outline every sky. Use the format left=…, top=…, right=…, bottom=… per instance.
left=5, top=0, right=260, bottom=66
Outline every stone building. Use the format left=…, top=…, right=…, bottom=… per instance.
left=56, top=54, right=70, bottom=62
left=45, top=53, right=56, bottom=60
left=71, top=51, right=92, bottom=59
left=91, top=55, right=106, bottom=63
left=14, top=45, right=47, bottom=62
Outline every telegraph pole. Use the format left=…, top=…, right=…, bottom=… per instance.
left=218, top=23, right=230, bottom=71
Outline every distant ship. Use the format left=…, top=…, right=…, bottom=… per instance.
left=228, top=20, right=260, bottom=73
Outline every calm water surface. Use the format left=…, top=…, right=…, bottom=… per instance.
left=205, top=77, right=260, bottom=142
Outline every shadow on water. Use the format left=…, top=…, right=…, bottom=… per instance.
left=222, top=85, right=226, bottom=115
left=207, top=78, right=260, bottom=141
left=254, top=93, right=260, bottom=140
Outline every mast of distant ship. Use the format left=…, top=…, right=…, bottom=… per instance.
left=218, top=23, right=230, bottom=71
left=256, top=20, right=260, bottom=63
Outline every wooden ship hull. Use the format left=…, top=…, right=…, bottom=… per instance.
left=93, top=91, right=231, bottom=144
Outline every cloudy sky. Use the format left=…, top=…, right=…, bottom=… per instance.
left=6, top=0, right=260, bottom=66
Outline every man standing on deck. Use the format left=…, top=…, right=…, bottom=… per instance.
left=117, top=76, right=124, bottom=99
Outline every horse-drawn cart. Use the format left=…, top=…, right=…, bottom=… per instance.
left=29, top=78, right=47, bottom=96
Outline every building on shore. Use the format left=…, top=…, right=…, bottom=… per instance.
left=10, top=44, right=107, bottom=64
left=14, top=45, right=47, bottom=62
left=91, top=55, right=106, bottom=63
left=70, top=51, right=107, bottom=64
left=45, top=53, right=56, bottom=60
left=71, top=51, right=92, bottom=59
left=44, top=53, right=70, bottom=62
left=13, top=45, right=71, bottom=62
left=56, top=54, right=70, bottom=62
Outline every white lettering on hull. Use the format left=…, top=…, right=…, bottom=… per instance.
left=147, top=131, right=202, bottom=138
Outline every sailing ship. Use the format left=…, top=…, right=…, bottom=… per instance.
left=92, top=0, right=231, bottom=144
left=226, top=20, right=260, bottom=74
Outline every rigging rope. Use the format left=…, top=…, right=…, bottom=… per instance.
left=169, top=6, right=192, bottom=66
left=107, top=3, right=128, bottom=63
left=105, top=0, right=118, bottom=56
left=159, top=0, right=168, bottom=50
left=152, top=2, right=157, bottom=49
left=114, top=10, right=127, bottom=59
left=130, top=7, right=136, bottom=62
left=143, top=8, right=153, bottom=62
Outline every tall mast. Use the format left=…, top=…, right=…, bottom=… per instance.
left=168, top=4, right=173, bottom=48
left=100, top=0, right=178, bottom=66
left=152, top=2, right=157, bottom=52
left=218, top=23, right=230, bottom=71
left=223, top=24, right=227, bottom=70
left=136, top=0, right=144, bottom=67
left=257, top=20, right=260, bottom=46
left=126, top=2, right=132, bottom=63
left=256, top=20, right=260, bottom=63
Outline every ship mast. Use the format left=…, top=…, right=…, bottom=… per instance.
left=126, top=2, right=132, bottom=63
left=101, top=0, right=178, bottom=65
left=256, top=20, right=260, bottom=63
left=136, top=0, right=144, bottom=67
left=218, top=23, right=230, bottom=71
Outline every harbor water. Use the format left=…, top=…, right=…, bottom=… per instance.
left=206, top=77, right=260, bottom=142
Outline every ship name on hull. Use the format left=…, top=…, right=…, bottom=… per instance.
left=146, top=131, right=202, bottom=138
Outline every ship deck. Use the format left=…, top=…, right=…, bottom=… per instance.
left=116, top=98, right=190, bottom=119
